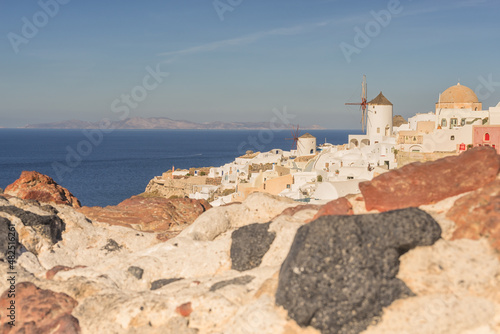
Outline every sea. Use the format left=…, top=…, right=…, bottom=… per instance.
left=0, top=129, right=362, bottom=207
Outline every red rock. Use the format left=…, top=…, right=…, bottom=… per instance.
left=175, top=302, right=193, bottom=317
left=448, top=179, right=500, bottom=254
left=46, top=265, right=87, bottom=280
left=0, top=282, right=80, bottom=333
left=78, top=196, right=211, bottom=233
left=275, top=204, right=321, bottom=219
left=359, top=147, right=500, bottom=212
left=5, top=171, right=81, bottom=208
left=310, top=197, right=353, bottom=221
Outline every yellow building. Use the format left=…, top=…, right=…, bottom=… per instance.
left=436, top=83, right=482, bottom=111
left=233, top=173, right=294, bottom=202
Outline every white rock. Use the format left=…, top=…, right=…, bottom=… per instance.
left=363, top=294, right=496, bottom=334
left=180, top=192, right=299, bottom=241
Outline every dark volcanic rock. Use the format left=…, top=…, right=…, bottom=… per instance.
left=150, top=278, right=183, bottom=291
left=128, top=266, right=144, bottom=279
left=231, top=222, right=276, bottom=272
left=0, top=282, right=80, bottom=333
left=359, top=146, right=500, bottom=212
left=0, top=217, right=23, bottom=261
left=275, top=208, right=441, bottom=334
left=102, top=239, right=123, bottom=252
left=0, top=206, right=65, bottom=244
left=209, top=275, right=255, bottom=292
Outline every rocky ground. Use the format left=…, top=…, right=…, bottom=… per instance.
left=0, top=147, right=499, bottom=334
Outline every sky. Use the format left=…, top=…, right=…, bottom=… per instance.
left=1, top=0, right=499, bottom=129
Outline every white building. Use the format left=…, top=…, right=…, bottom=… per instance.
left=397, top=83, right=497, bottom=153
left=367, top=92, right=394, bottom=141
left=297, top=133, right=317, bottom=156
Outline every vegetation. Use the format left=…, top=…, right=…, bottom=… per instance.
left=137, top=191, right=162, bottom=198
left=221, top=188, right=236, bottom=196
left=168, top=195, right=182, bottom=199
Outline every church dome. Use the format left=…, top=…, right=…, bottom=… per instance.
left=440, top=83, right=478, bottom=103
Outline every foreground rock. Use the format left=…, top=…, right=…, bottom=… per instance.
left=365, top=238, right=500, bottom=333
left=0, top=282, right=81, bottom=333
left=179, top=192, right=301, bottom=241
left=5, top=171, right=81, bottom=208
left=0, top=216, right=23, bottom=261
left=0, top=195, right=161, bottom=272
left=310, top=197, right=353, bottom=220
left=1, top=167, right=499, bottom=333
left=276, top=208, right=442, bottom=334
left=359, top=147, right=500, bottom=212
left=231, top=222, right=276, bottom=272
left=448, top=179, right=500, bottom=255
left=78, top=195, right=211, bottom=234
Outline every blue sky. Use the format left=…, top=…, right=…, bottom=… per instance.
left=1, top=0, right=499, bottom=128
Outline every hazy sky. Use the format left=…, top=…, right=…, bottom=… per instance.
left=1, top=0, right=499, bottom=128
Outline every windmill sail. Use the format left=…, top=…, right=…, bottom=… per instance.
left=345, top=75, right=368, bottom=133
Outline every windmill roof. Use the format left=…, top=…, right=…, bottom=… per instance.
left=368, top=92, right=392, bottom=106
left=299, top=133, right=316, bottom=139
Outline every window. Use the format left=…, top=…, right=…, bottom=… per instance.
left=286, top=184, right=290, bottom=189
left=310, top=149, right=314, bottom=154
left=377, top=127, right=380, bottom=133
left=451, top=136, right=455, bottom=140
left=347, top=176, right=354, bottom=180
left=461, top=118, right=466, bottom=126
left=485, top=133, right=490, bottom=141
left=441, top=119, right=447, bottom=127
left=450, top=118, right=458, bottom=128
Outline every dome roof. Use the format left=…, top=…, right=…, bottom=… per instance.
left=440, top=83, right=478, bottom=103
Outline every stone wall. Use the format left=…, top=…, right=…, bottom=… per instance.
left=206, top=177, right=222, bottom=186
left=396, top=151, right=458, bottom=167
left=145, top=176, right=210, bottom=198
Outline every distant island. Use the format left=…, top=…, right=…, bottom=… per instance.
left=23, top=117, right=325, bottom=130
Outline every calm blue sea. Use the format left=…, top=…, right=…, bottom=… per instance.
left=0, top=129, right=361, bottom=207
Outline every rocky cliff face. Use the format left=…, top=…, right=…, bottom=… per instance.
left=0, top=147, right=499, bottom=334
left=78, top=195, right=211, bottom=236
left=144, top=176, right=210, bottom=199
left=5, top=171, right=81, bottom=208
